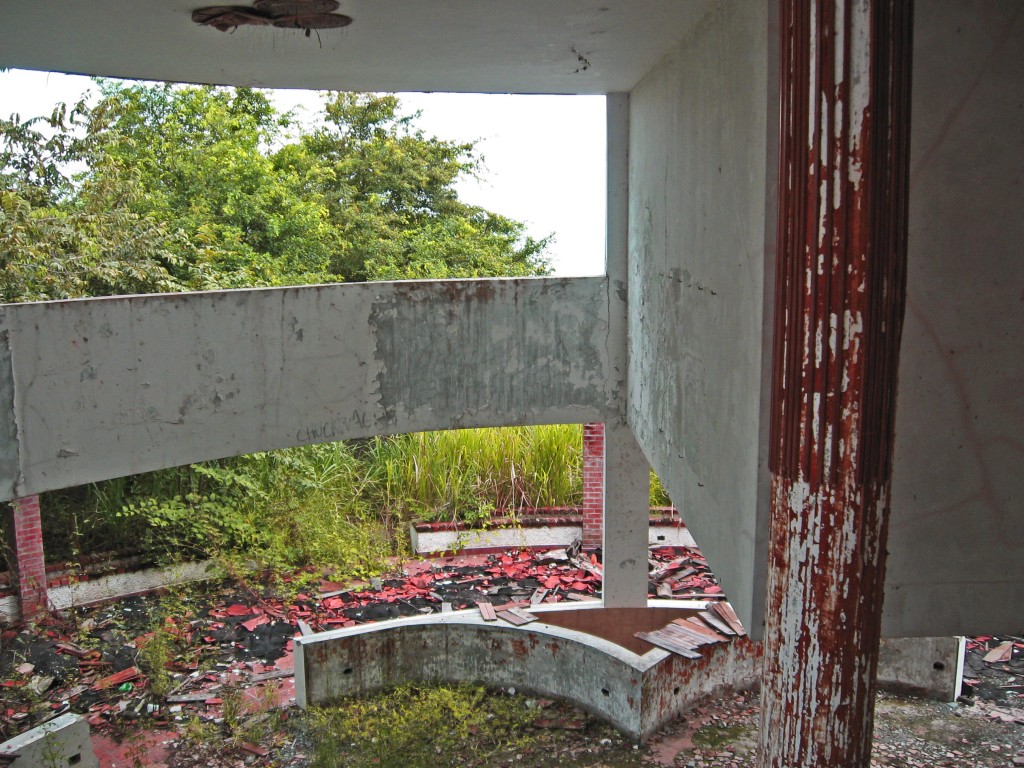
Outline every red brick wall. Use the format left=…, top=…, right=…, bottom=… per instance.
left=8, top=496, right=47, bottom=620
left=582, top=423, right=605, bottom=548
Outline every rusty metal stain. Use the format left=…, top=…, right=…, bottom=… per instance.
left=511, top=637, right=530, bottom=659
left=762, top=1, right=914, bottom=767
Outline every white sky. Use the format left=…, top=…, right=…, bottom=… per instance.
left=0, top=69, right=606, bottom=277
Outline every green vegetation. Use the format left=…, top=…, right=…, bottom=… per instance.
left=33, top=425, right=584, bottom=580
left=1, top=82, right=674, bottom=580
left=1, top=83, right=549, bottom=300
left=307, top=684, right=538, bottom=768
left=692, top=722, right=749, bottom=749
left=0, top=80, right=562, bottom=575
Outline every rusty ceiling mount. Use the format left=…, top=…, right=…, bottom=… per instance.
left=192, top=0, right=352, bottom=34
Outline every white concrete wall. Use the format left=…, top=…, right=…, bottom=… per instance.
left=884, top=2, right=1024, bottom=636
left=626, top=2, right=771, bottom=637
left=0, top=560, right=218, bottom=622
left=0, top=277, right=613, bottom=499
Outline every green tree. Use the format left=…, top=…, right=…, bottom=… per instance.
left=1, top=83, right=549, bottom=302
left=2, top=81, right=554, bottom=568
left=0, top=97, right=187, bottom=300
left=275, top=92, right=549, bottom=281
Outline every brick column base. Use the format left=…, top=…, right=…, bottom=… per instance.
left=8, top=496, right=47, bottom=620
left=581, top=423, right=605, bottom=549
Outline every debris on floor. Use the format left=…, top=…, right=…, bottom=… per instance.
left=0, top=545, right=1020, bottom=767
left=963, top=635, right=1024, bottom=712
left=0, top=546, right=712, bottom=747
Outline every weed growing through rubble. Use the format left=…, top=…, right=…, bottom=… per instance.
left=136, top=616, right=177, bottom=698
left=692, top=722, right=748, bottom=749
left=307, top=684, right=537, bottom=768
left=221, top=683, right=246, bottom=734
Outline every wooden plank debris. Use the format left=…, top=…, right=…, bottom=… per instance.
left=670, top=618, right=726, bottom=645
left=984, top=641, right=1014, bottom=664
left=166, top=692, right=220, bottom=704
left=249, top=669, right=293, bottom=683
left=477, top=602, right=497, bottom=622
left=496, top=607, right=538, bottom=626
left=678, top=617, right=728, bottom=643
left=708, top=601, right=746, bottom=636
left=634, top=625, right=703, bottom=659
left=698, top=610, right=735, bottom=636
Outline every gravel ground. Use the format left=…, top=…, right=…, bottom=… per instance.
left=638, top=690, right=1024, bottom=768
left=218, top=687, right=1022, bottom=768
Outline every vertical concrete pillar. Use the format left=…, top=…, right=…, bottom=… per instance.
left=581, top=423, right=605, bottom=549
left=8, top=496, right=47, bottom=620
left=759, top=2, right=914, bottom=767
left=602, top=94, right=647, bottom=608
left=602, top=424, right=649, bottom=607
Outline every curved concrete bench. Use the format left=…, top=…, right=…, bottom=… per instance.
left=294, top=607, right=760, bottom=743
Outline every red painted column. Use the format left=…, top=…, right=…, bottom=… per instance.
left=759, top=1, right=913, bottom=766
left=581, top=423, right=605, bottom=549
left=8, top=496, right=47, bottom=621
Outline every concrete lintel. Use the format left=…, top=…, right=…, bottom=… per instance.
left=0, top=277, right=613, bottom=500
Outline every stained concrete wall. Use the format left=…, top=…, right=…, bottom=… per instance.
left=295, top=609, right=761, bottom=743
left=0, top=277, right=612, bottom=500
left=883, top=2, right=1024, bottom=637
left=626, top=2, right=772, bottom=638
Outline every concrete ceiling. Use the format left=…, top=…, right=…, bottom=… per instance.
left=1, top=1, right=715, bottom=94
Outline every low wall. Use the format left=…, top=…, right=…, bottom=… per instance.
left=295, top=605, right=761, bottom=743
left=0, top=560, right=218, bottom=622
left=410, top=514, right=696, bottom=555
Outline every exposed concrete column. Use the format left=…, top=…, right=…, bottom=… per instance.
left=8, top=496, right=47, bottom=620
left=759, top=1, right=914, bottom=767
left=581, top=423, right=605, bottom=549
left=602, top=424, right=649, bottom=607
left=601, top=93, right=647, bottom=607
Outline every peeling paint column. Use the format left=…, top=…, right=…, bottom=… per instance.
left=759, top=2, right=914, bottom=766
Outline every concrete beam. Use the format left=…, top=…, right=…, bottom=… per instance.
left=0, top=277, right=613, bottom=500
left=626, top=2, right=771, bottom=636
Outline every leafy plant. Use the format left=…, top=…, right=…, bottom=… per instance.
left=308, top=684, right=536, bottom=768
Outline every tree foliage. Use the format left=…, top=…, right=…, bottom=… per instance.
left=0, top=82, right=550, bottom=302
left=2, top=81, right=556, bottom=573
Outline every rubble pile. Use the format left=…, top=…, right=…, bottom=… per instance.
left=0, top=545, right=720, bottom=742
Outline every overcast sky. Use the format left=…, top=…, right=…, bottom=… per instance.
left=0, top=69, right=606, bottom=277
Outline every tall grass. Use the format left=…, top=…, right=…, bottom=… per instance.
left=361, top=424, right=582, bottom=525
left=36, top=424, right=585, bottom=578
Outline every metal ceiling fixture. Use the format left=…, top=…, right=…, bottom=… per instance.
left=192, top=0, right=352, bottom=33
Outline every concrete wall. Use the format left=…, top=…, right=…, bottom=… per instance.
left=0, top=277, right=613, bottom=500
left=883, top=2, right=1024, bottom=637
left=626, top=2, right=772, bottom=637
left=295, top=609, right=761, bottom=743
left=0, top=713, right=98, bottom=768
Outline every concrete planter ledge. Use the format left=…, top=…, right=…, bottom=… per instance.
left=294, top=604, right=761, bottom=743
left=409, top=512, right=696, bottom=555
